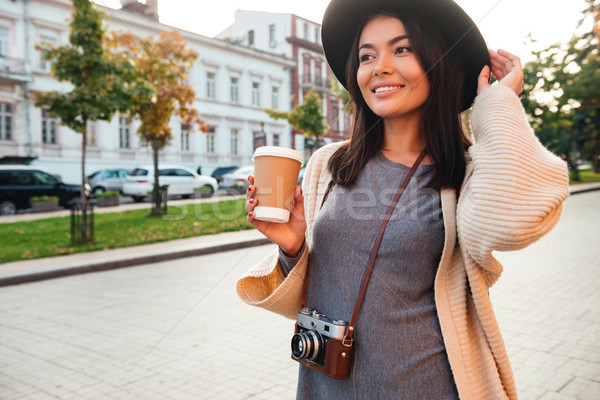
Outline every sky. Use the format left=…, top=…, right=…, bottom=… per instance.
left=93, top=0, right=591, bottom=63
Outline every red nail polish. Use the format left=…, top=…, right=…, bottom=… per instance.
left=249, top=198, right=254, bottom=204
left=300, top=187, right=303, bottom=195
left=247, top=186, right=251, bottom=191
left=249, top=212, right=255, bottom=218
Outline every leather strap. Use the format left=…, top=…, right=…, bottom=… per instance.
left=342, top=149, right=428, bottom=347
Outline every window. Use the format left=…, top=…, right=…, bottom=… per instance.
left=303, top=59, right=311, bottom=83
left=230, top=129, right=239, bottom=155
left=40, top=37, right=57, bottom=72
left=206, top=72, right=216, bottom=99
left=315, top=28, right=320, bottom=44
left=230, top=77, right=239, bottom=103
left=272, top=133, right=280, bottom=147
left=0, top=103, right=12, bottom=141
left=181, top=124, right=190, bottom=151
left=248, top=30, right=254, bottom=46
left=252, top=82, right=260, bottom=107
left=207, top=127, right=215, bottom=154
left=332, top=102, right=340, bottom=131
left=86, top=120, right=96, bottom=146
left=271, top=87, right=279, bottom=109
left=119, top=117, right=130, bottom=149
left=303, top=23, right=309, bottom=40
left=42, top=109, right=58, bottom=144
left=0, top=28, right=9, bottom=57
left=315, top=63, right=322, bottom=87
left=269, top=24, right=276, bottom=44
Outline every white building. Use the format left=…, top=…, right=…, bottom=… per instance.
left=0, top=0, right=296, bottom=184
left=219, top=10, right=351, bottom=160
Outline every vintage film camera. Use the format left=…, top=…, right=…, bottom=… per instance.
left=291, top=308, right=353, bottom=379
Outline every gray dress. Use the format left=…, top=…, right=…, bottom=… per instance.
left=280, top=152, right=459, bottom=400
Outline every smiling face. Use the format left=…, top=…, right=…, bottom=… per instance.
left=357, top=15, right=430, bottom=122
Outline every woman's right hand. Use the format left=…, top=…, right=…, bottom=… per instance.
left=246, top=175, right=307, bottom=257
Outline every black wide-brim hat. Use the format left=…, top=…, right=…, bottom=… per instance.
left=321, top=0, right=490, bottom=111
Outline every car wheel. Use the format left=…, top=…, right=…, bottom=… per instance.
left=93, top=186, right=105, bottom=196
left=0, top=200, right=17, bottom=216
left=132, top=196, right=145, bottom=203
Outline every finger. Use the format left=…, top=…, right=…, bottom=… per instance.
left=498, top=49, right=523, bottom=72
left=290, top=186, right=305, bottom=221
left=248, top=175, right=254, bottom=185
left=246, top=182, right=255, bottom=200
left=245, top=197, right=257, bottom=213
left=477, top=64, right=491, bottom=95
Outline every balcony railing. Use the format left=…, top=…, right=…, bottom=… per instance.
left=0, top=56, right=31, bottom=82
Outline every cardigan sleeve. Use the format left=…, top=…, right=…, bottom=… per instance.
left=457, top=85, right=569, bottom=280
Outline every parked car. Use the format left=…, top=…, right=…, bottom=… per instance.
left=211, top=166, right=239, bottom=182
left=122, top=165, right=218, bottom=202
left=87, top=168, right=131, bottom=196
left=219, top=166, right=254, bottom=193
left=0, top=165, right=90, bottom=215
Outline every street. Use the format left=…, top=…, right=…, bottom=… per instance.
left=0, top=191, right=599, bottom=400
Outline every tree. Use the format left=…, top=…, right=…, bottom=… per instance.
left=34, top=0, right=150, bottom=241
left=522, top=0, right=600, bottom=177
left=264, top=88, right=328, bottom=153
left=107, top=31, right=207, bottom=216
left=328, top=76, right=354, bottom=116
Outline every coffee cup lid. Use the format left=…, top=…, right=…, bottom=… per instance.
left=252, top=146, right=304, bottom=166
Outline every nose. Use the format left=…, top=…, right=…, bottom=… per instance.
left=373, top=53, right=393, bottom=76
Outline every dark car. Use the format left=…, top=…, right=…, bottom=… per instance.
left=0, top=166, right=88, bottom=215
left=211, top=166, right=239, bottom=182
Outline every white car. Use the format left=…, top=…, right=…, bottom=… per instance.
left=122, top=165, right=218, bottom=202
left=218, top=166, right=254, bottom=193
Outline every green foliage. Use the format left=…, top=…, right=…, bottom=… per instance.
left=0, top=198, right=252, bottom=263
left=34, top=0, right=152, bottom=133
left=522, top=0, right=600, bottom=173
left=328, top=76, right=354, bottom=115
left=96, top=191, right=120, bottom=198
left=30, top=196, right=59, bottom=204
left=264, top=88, right=328, bottom=140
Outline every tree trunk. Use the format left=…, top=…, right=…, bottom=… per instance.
left=81, top=119, right=88, bottom=241
left=151, top=141, right=161, bottom=216
left=570, top=125, right=580, bottom=182
left=593, top=153, right=600, bottom=174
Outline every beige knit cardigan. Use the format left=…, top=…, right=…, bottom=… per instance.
left=236, top=85, right=569, bottom=399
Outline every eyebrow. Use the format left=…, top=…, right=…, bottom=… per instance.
left=359, top=34, right=410, bottom=51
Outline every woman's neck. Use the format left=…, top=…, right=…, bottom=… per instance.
left=380, top=115, right=428, bottom=165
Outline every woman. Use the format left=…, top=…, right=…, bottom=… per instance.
left=237, top=0, right=569, bottom=398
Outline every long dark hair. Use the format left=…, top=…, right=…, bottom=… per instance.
left=328, top=10, right=471, bottom=191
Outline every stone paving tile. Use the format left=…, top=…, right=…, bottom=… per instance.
left=0, top=191, right=598, bottom=399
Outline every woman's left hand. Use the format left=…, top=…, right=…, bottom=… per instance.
left=477, top=49, right=524, bottom=96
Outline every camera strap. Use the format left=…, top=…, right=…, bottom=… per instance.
left=305, top=149, right=428, bottom=347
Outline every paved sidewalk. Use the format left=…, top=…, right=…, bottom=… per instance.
left=0, top=230, right=270, bottom=287
left=0, top=191, right=597, bottom=399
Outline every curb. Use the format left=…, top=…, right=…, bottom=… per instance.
left=0, top=237, right=272, bottom=287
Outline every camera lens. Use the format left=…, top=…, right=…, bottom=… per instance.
left=291, top=330, right=324, bottom=362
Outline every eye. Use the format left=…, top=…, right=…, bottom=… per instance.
left=395, top=46, right=411, bottom=55
left=359, top=53, right=373, bottom=63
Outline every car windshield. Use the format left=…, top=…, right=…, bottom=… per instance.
left=131, top=168, right=149, bottom=176
left=88, top=171, right=100, bottom=179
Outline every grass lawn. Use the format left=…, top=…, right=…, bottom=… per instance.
left=0, top=198, right=253, bottom=264
left=570, top=167, right=600, bottom=185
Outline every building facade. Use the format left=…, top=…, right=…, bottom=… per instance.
left=220, top=10, right=351, bottom=160
left=0, top=0, right=295, bottom=184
